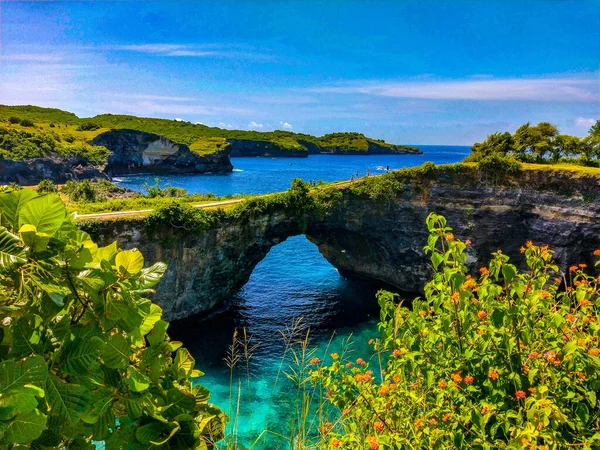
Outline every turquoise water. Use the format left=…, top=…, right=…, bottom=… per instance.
left=125, top=146, right=470, bottom=448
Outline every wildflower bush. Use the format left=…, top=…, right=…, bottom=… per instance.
left=313, top=213, right=600, bottom=449
left=0, top=190, right=226, bottom=447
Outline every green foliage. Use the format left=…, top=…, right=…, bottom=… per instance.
left=0, top=125, right=110, bottom=163
left=76, top=122, right=101, bottom=131
left=143, top=179, right=188, bottom=199
left=467, top=121, right=600, bottom=167
left=0, top=190, right=226, bottom=448
left=36, top=179, right=58, bottom=194
left=477, top=153, right=522, bottom=179
left=313, top=213, right=600, bottom=449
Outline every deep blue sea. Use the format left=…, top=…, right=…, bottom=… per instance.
left=116, top=145, right=470, bottom=448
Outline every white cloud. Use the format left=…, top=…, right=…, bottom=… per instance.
left=218, top=122, right=233, bottom=129
left=311, top=77, right=598, bottom=102
left=107, top=43, right=270, bottom=60
left=3, top=53, right=64, bottom=63
left=196, top=121, right=205, bottom=125
left=174, top=118, right=184, bottom=122
left=575, top=117, right=597, bottom=127
left=248, top=121, right=264, bottom=129
left=280, top=121, right=293, bottom=129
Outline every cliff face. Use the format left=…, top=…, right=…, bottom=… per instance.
left=0, top=153, right=107, bottom=185
left=84, top=169, right=600, bottom=321
left=227, top=138, right=308, bottom=157
left=93, top=129, right=233, bottom=175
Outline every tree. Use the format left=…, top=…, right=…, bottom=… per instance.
left=0, top=191, right=226, bottom=448
left=513, top=122, right=558, bottom=163
left=465, top=132, right=514, bottom=162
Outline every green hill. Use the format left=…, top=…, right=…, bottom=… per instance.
left=0, top=105, right=421, bottom=160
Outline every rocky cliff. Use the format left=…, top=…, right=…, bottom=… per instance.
left=227, top=138, right=308, bottom=157
left=0, top=153, right=107, bottom=185
left=81, top=166, right=600, bottom=321
left=93, top=129, right=233, bottom=175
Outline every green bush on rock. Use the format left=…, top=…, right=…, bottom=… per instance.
left=0, top=190, right=226, bottom=448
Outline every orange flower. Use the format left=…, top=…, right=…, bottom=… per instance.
left=569, top=265, right=578, bottom=273
left=526, top=240, right=533, bottom=248
left=419, top=310, right=427, bottom=317
left=442, top=413, right=451, bottom=422
left=464, top=375, right=474, bottom=384
left=579, top=263, right=587, bottom=269
left=594, top=249, right=600, bottom=256
left=451, top=372, right=463, bottom=383
left=477, top=329, right=484, bottom=335
left=477, top=310, right=487, bottom=320
left=576, top=372, right=586, bottom=380
left=438, top=380, right=447, bottom=389
left=374, top=421, right=384, bottom=432
left=392, top=349, right=402, bottom=358
left=520, top=246, right=526, bottom=254
left=414, top=418, right=423, bottom=427
left=540, top=291, right=550, bottom=298
left=580, top=299, right=592, bottom=306
left=368, top=338, right=375, bottom=345
left=451, top=292, right=460, bottom=305
left=330, top=352, right=339, bottom=360
left=357, top=358, right=367, bottom=366
left=345, top=362, right=352, bottom=368
left=310, top=357, right=320, bottom=365
left=566, top=313, right=576, bottom=322
left=331, top=438, right=340, bottom=448
left=446, top=234, right=454, bottom=241
left=428, top=418, right=437, bottom=425
left=479, top=267, right=489, bottom=275
left=489, top=369, right=499, bottom=380
left=528, top=387, right=535, bottom=394
left=379, top=386, right=389, bottom=396
left=589, top=348, right=599, bottom=356
left=368, top=436, right=379, bottom=450
left=515, top=390, right=526, bottom=400
left=465, top=239, right=472, bottom=246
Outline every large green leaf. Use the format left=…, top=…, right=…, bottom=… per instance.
left=60, top=337, right=104, bottom=375
left=173, top=348, right=195, bottom=380
left=115, top=249, right=144, bottom=276
left=0, top=409, right=47, bottom=444
left=0, top=356, right=48, bottom=395
left=0, top=226, right=26, bottom=270
left=102, top=334, right=132, bottom=369
left=0, top=189, right=38, bottom=231
left=136, top=262, right=167, bottom=289
left=18, top=194, right=66, bottom=237
left=45, top=375, right=89, bottom=425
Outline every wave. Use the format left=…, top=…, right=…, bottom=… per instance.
left=232, top=169, right=244, bottom=172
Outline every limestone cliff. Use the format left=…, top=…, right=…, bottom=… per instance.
left=93, top=129, right=233, bottom=175
left=81, top=166, right=600, bottom=321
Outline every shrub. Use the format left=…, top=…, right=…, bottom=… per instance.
left=61, top=179, right=98, bottom=202
left=143, top=179, right=189, bottom=198
left=0, top=190, right=226, bottom=447
left=37, top=178, right=58, bottom=193
left=19, top=118, right=35, bottom=127
left=478, top=153, right=521, bottom=178
left=76, top=121, right=101, bottom=131
left=314, top=213, right=600, bottom=449
left=8, top=116, right=20, bottom=124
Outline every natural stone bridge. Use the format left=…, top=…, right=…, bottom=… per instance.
left=84, top=165, right=600, bottom=321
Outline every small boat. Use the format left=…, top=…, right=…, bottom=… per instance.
left=376, top=166, right=387, bottom=171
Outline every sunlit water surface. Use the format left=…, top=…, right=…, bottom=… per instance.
left=118, top=146, right=470, bottom=448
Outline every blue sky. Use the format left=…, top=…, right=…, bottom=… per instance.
left=0, top=0, right=598, bottom=145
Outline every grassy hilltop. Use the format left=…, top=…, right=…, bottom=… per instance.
left=0, top=105, right=420, bottom=161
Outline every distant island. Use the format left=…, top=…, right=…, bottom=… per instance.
left=0, top=105, right=421, bottom=185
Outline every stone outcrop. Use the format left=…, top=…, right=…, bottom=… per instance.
left=0, top=153, right=107, bottom=185
left=82, top=167, right=600, bottom=321
left=93, top=129, right=233, bottom=175
left=227, top=138, right=308, bottom=157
